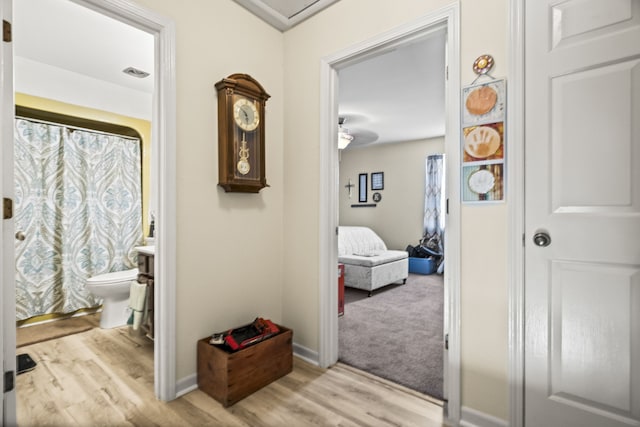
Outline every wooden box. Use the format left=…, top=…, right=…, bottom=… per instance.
left=197, top=325, right=293, bottom=407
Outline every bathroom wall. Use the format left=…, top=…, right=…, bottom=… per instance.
left=15, top=93, right=153, bottom=237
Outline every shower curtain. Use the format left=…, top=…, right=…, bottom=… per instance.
left=14, top=118, right=143, bottom=320
left=423, top=154, right=445, bottom=273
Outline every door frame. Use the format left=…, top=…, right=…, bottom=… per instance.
left=507, top=0, right=525, bottom=426
left=318, top=3, right=461, bottom=423
left=1, top=0, right=15, bottom=422
left=77, top=0, right=178, bottom=402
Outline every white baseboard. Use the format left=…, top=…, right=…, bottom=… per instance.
left=174, top=341, right=319, bottom=399
left=293, top=342, right=319, bottom=365
left=175, top=373, right=197, bottom=398
left=460, top=407, right=508, bottom=427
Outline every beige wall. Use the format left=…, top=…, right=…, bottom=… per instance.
left=123, top=0, right=508, bottom=422
left=459, top=1, right=509, bottom=419
left=282, top=0, right=509, bottom=421
left=133, top=0, right=286, bottom=381
left=338, top=138, right=444, bottom=250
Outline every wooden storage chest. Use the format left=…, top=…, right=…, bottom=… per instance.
left=197, top=325, right=293, bottom=407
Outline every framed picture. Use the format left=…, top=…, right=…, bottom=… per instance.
left=462, top=121, right=504, bottom=163
left=359, top=173, right=367, bottom=202
left=462, top=78, right=506, bottom=125
left=371, top=172, right=384, bottom=190
left=462, top=163, right=504, bottom=202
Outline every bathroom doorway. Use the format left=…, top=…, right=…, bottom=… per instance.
left=13, top=0, right=153, bottom=375
left=4, top=0, right=177, bottom=416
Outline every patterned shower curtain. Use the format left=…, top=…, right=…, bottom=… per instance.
left=14, top=118, right=143, bottom=320
left=423, top=154, right=445, bottom=273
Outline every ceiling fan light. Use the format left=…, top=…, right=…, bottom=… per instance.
left=338, top=130, right=353, bottom=149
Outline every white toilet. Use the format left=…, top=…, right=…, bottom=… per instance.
left=86, top=268, right=139, bottom=329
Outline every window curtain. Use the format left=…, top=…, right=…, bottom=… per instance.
left=423, top=154, right=445, bottom=273
left=14, top=118, right=143, bottom=320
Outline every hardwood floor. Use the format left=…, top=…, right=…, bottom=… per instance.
left=17, top=325, right=444, bottom=426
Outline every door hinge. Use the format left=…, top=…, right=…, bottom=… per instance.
left=3, top=198, right=13, bottom=220
left=4, top=371, right=14, bottom=393
left=3, top=20, right=11, bottom=43
left=446, top=198, right=449, bottom=214
left=444, top=333, right=449, bottom=350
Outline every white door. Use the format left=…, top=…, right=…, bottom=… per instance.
left=0, top=0, right=16, bottom=423
left=525, top=0, right=640, bottom=426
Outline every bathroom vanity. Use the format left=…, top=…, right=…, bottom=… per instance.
left=135, top=245, right=155, bottom=339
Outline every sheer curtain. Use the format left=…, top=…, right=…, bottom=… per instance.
left=14, top=118, right=143, bottom=320
left=423, top=154, right=445, bottom=273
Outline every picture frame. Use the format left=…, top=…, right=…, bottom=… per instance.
left=358, top=173, right=367, bottom=202
left=461, top=78, right=506, bottom=126
left=462, top=163, right=504, bottom=203
left=371, top=172, right=384, bottom=190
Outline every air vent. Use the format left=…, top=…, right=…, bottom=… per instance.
left=122, top=67, right=150, bottom=78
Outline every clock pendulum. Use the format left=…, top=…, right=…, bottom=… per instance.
left=237, top=132, right=251, bottom=175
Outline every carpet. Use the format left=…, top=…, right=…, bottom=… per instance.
left=17, top=314, right=99, bottom=348
left=339, top=273, right=444, bottom=400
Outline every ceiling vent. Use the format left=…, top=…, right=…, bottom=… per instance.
left=122, top=67, right=150, bottom=78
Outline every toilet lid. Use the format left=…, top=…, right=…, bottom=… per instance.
left=86, top=268, right=139, bottom=285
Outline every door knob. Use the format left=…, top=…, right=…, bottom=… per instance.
left=15, top=231, right=25, bottom=241
left=533, top=232, right=551, bottom=247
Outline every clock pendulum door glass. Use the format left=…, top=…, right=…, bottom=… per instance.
left=236, top=131, right=251, bottom=175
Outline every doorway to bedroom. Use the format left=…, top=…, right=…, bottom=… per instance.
left=335, top=26, right=448, bottom=402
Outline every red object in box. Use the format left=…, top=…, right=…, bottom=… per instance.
left=338, top=263, right=345, bottom=316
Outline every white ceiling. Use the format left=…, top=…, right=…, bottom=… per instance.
left=14, top=0, right=154, bottom=119
left=14, top=0, right=154, bottom=94
left=13, top=0, right=446, bottom=148
left=338, top=31, right=446, bottom=148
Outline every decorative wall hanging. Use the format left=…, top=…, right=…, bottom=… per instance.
left=371, top=172, right=384, bottom=190
left=358, top=173, right=367, bottom=202
left=461, top=55, right=506, bottom=203
left=349, top=173, right=377, bottom=207
left=345, top=178, right=355, bottom=198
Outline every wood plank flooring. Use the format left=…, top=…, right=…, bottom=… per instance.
left=17, top=325, right=444, bottom=426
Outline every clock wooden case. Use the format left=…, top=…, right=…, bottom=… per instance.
left=215, top=73, right=270, bottom=193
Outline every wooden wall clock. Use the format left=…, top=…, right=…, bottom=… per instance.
left=215, top=73, right=270, bottom=193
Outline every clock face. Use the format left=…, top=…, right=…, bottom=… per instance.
left=233, top=98, right=259, bottom=132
